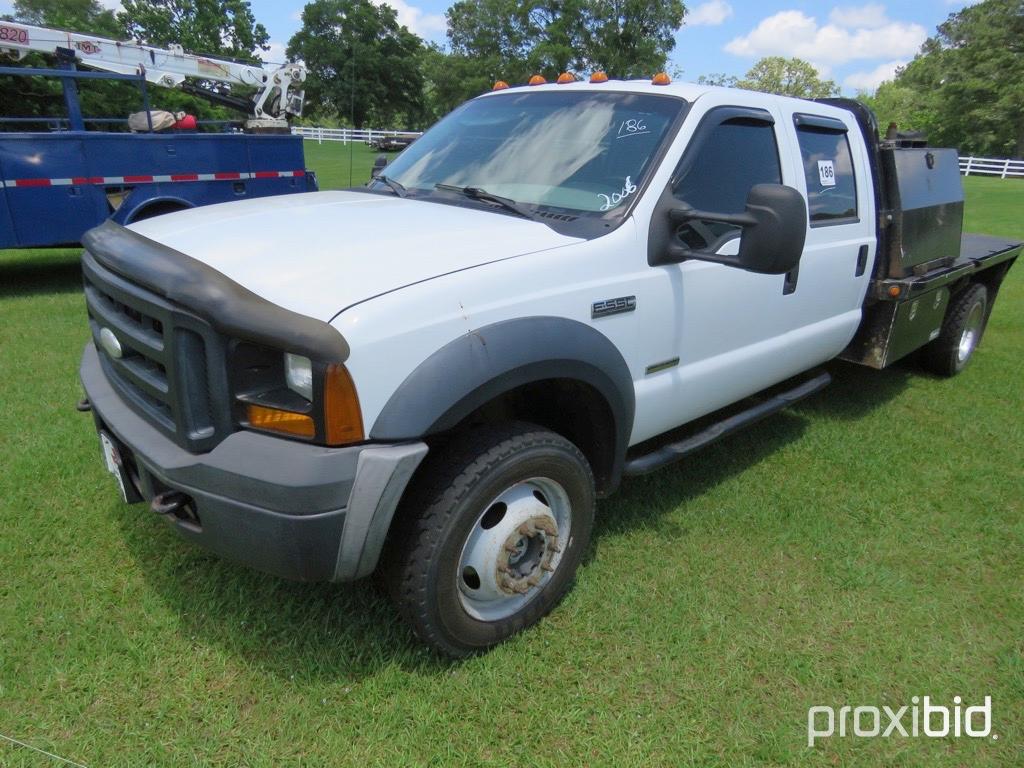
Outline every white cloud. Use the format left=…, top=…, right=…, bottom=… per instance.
left=259, top=41, right=289, bottom=66
left=724, top=9, right=926, bottom=67
left=843, top=59, right=904, bottom=91
left=687, top=0, right=734, bottom=27
left=373, top=0, right=447, bottom=38
left=829, top=4, right=888, bottom=29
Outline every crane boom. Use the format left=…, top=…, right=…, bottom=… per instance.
left=0, top=20, right=305, bottom=121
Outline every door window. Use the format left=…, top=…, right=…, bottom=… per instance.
left=672, top=116, right=782, bottom=250
left=796, top=125, right=858, bottom=225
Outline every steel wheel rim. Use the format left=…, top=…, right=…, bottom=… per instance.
left=456, top=477, right=572, bottom=622
left=957, top=302, right=984, bottom=363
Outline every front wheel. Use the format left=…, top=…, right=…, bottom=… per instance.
left=922, top=283, right=988, bottom=377
left=382, top=423, right=595, bottom=657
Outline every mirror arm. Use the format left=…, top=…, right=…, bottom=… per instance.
left=666, top=244, right=744, bottom=267
left=669, top=206, right=757, bottom=228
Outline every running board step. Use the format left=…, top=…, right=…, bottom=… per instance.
left=622, top=371, right=832, bottom=477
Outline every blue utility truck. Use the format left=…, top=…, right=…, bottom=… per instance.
left=0, top=22, right=317, bottom=248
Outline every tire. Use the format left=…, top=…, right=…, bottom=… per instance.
left=381, top=422, right=595, bottom=657
left=921, top=283, right=988, bottom=377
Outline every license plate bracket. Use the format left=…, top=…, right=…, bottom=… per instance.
left=99, top=431, right=133, bottom=503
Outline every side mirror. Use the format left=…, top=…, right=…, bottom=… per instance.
left=371, top=153, right=388, bottom=178
left=666, top=184, right=807, bottom=275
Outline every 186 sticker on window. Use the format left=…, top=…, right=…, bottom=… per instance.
left=818, top=160, right=836, bottom=187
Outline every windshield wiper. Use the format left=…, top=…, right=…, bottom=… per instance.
left=434, top=183, right=538, bottom=221
left=374, top=174, right=408, bottom=198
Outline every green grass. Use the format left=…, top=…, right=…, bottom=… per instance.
left=0, top=144, right=1022, bottom=766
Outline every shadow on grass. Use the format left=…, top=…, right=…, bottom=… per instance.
left=112, top=361, right=918, bottom=678
left=597, top=411, right=809, bottom=540
left=798, top=358, right=915, bottom=420
left=114, top=505, right=450, bottom=681
left=0, top=249, right=83, bottom=298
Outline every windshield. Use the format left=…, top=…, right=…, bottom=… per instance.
left=374, top=91, right=686, bottom=232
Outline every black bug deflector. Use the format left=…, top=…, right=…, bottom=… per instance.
left=82, top=219, right=349, bottom=363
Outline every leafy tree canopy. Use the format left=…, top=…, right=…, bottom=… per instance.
left=441, top=0, right=684, bottom=104
left=878, top=0, right=1024, bottom=157
left=288, top=0, right=426, bottom=128
left=118, top=0, right=269, bottom=62
left=699, top=57, right=838, bottom=99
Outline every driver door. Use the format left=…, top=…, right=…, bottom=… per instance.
left=651, top=105, right=822, bottom=429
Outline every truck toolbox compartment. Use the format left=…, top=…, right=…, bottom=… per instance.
left=879, top=147, right=964, bottom=278
left=841, top=285, right=950, bottom=369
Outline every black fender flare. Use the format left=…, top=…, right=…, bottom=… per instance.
left=370, top=316, right=635, bottom=481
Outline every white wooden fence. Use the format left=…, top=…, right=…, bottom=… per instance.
left=959, top=156, right=1024, bottom=178
left=293, top=127, right=1023, bottom=178
left=291, top=126, right=422, bottom=144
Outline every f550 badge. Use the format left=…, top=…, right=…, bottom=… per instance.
left=592, top=296, right=636, bottom=319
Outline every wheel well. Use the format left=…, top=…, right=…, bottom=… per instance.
left=127, top=200, right=191, bottom=222
left=441, top=378, right=619, bottom=494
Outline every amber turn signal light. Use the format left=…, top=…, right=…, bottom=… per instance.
left=324, top=364, right=364, bottom=446
left=589, top=71, right=609, bottom=83
left=528, top=74, right=546, bottom=86
left=246, top=404, right=315, bottom=439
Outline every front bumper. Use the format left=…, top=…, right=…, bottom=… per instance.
left=80, top=343, right=427, bottom=582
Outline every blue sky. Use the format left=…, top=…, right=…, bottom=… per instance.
left=248, top=0, right=979, bottom=95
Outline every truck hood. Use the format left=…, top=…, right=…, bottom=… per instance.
left=127, top=191, right=581, bottom=321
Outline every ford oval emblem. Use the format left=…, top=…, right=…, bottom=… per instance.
left=99, top=327, right=123, bottom=359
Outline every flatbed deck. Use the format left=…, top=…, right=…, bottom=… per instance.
left=872, top=234, right=1022, bottom=300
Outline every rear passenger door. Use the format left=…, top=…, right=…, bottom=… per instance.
left=783, top=111, right=876, bottom=337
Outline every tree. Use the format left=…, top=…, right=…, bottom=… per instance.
left=287, top=0, right=426, bottom=128
left=118, top=0, right=269, bottom=62
left=443, top=0, right=685, bottom=100
left=582, top=0, right=686, bottom=78
left=12, top=0, right=119, bottom=35
left=855, top=81, right=938, bottom=140
left=735, top=57, right=838, bottom=99
left=894, top=0, right=1024, bottom=157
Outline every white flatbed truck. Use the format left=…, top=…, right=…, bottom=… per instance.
left=78, top=77, right=1020, bottom=656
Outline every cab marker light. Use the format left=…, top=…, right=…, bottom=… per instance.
left=590, top=71, right=609, bottom=83
left=556, top=72, right=575, bottom=84
left=528, top=74, right=546, bottom=86
left=652, top=72, right=671, bottom=86
left=492, top=80, right=509, bottom=90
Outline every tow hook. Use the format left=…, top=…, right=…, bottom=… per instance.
left=151, top=490, right=189, bottom=516
left=76, top=398, right=92, bottom=412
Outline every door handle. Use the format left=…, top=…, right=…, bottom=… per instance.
left=855, top=244, right=869, bottom=277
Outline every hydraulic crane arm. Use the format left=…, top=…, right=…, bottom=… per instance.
left=0, top=20, right=305, bottom=120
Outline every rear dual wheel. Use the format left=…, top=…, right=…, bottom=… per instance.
left=922, top=283, right=988, bottom=377
left=382, top=423, right=595, bottom=657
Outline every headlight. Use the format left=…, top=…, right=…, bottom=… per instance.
left=284, top=353, right=313, bottom=401
left=237, top=348, right=363, bottom=447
